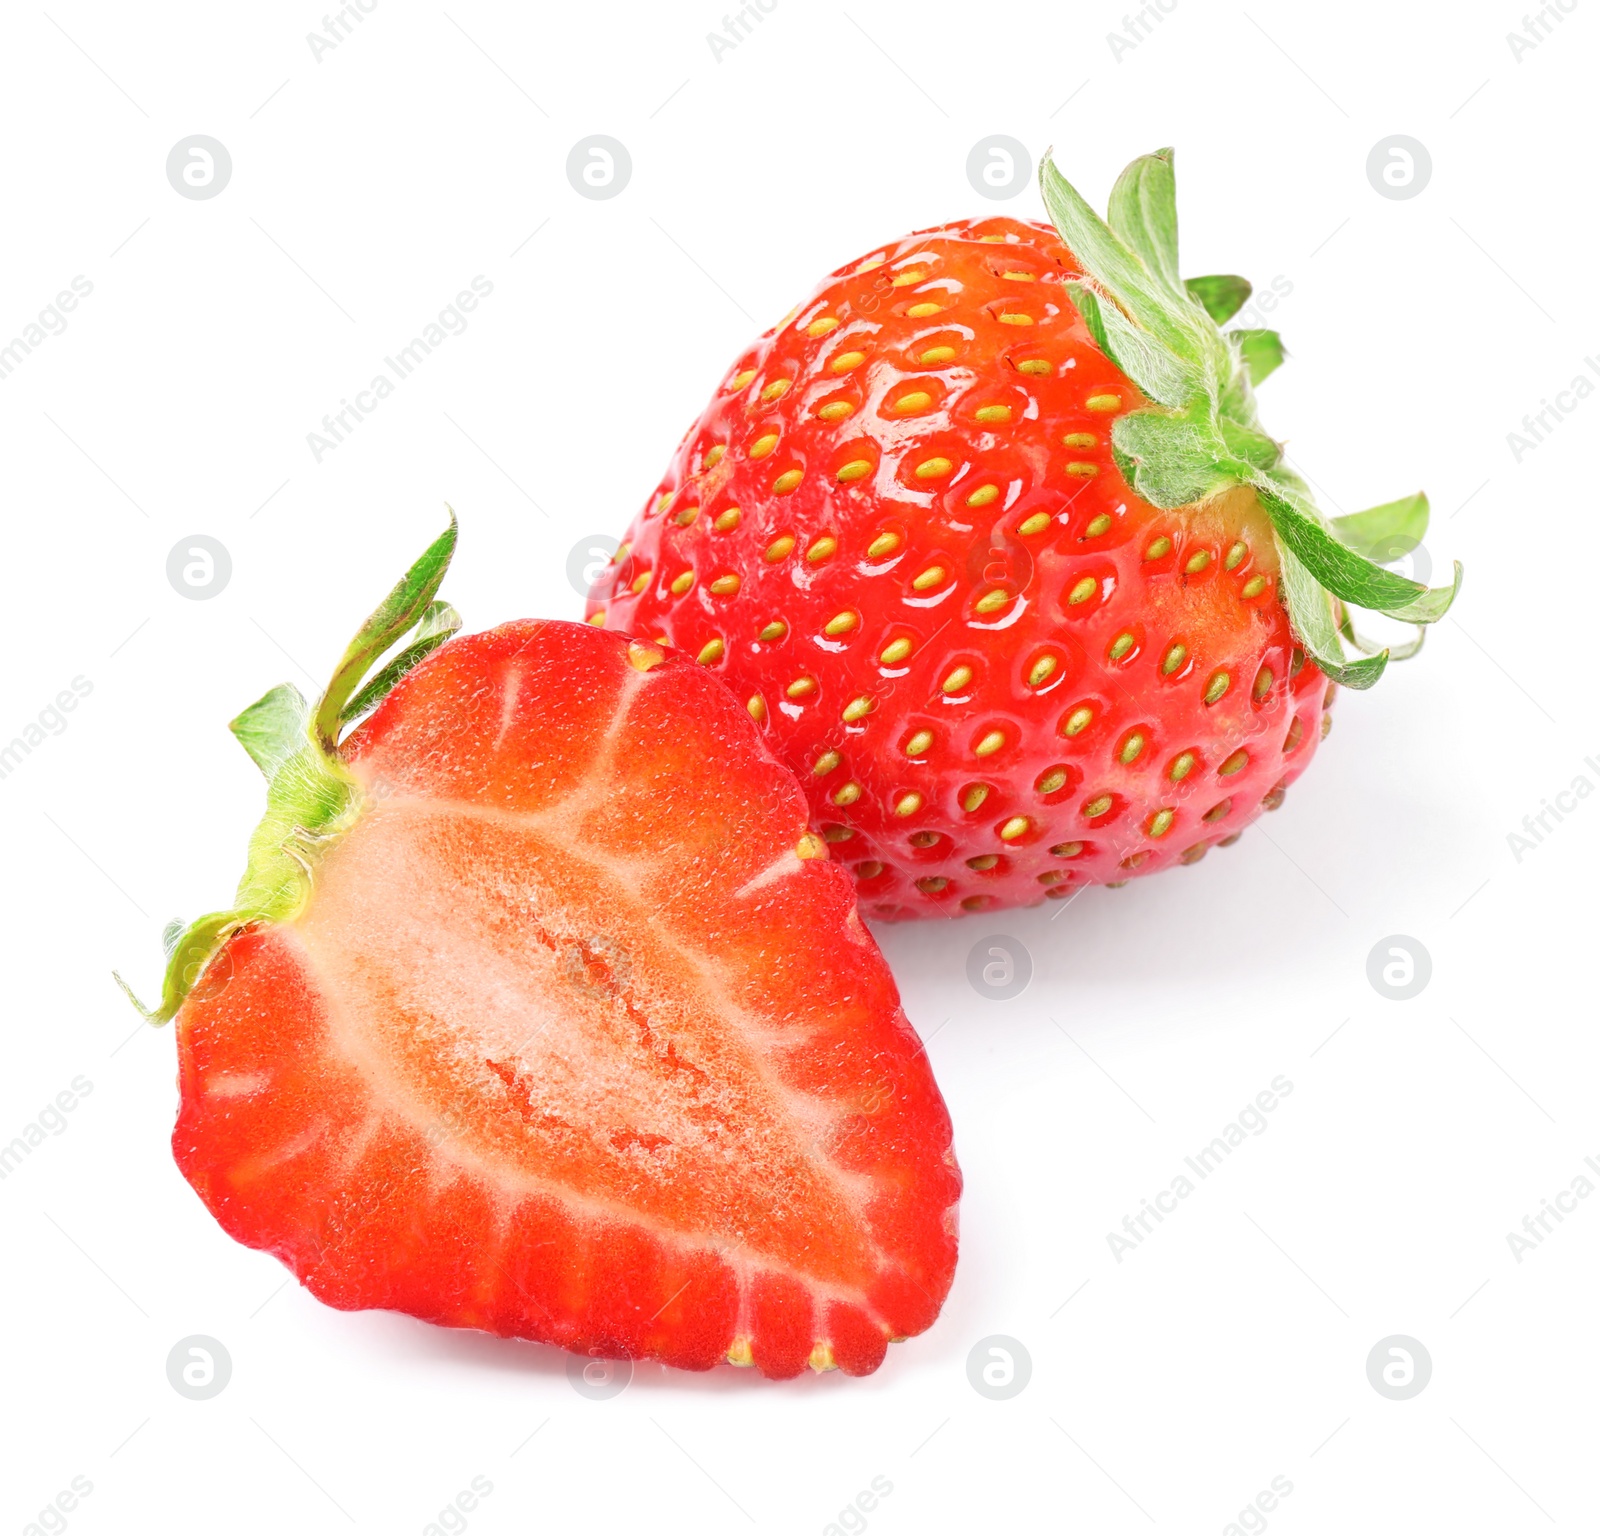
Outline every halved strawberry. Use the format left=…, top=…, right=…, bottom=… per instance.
left=588, top=149, right=1461, bottom=917
left=127, top=519, right=959, bottom=1378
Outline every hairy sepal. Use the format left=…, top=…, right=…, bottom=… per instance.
left=342, top=600, right=462, bottom=727
left=1340, top=610, right=1428, bottom=664
left=1229, top=329, right=1284, bottom=386
left=1278, top=548, right=1390, bottom=690
left=120, top=517, right=463, bottom=1025
left=230, top=683, right=310, bottom=780
left=316, top=513, right=458, bottom=752
left=1106, top=147, right=1181, bottom=294
left=1039, top=147, right=1460, bottom=673
left=1253, top=479, right=1430, bottom=614
left=1111, top=410, right=1241, bottom=507
left=1066, top=280, right=1198, bottom=409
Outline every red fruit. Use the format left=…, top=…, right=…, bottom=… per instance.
left=588, top=149, right=1459, bottom=918
left=130, top=520, right=959, bottom=1377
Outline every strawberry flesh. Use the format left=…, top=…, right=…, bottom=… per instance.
left=173, top=619, right=959, bottom=1376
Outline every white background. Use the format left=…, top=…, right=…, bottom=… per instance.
left=2, top=1, right=1595, bottom=1531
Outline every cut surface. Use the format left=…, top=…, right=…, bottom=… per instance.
left=296, top=801, right=879, bottom=1286
left=173, top=620, right=959, bottom=1377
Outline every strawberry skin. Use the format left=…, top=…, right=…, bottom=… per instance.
left=148, top=526, right=959, bottom=1378
left=588, top=219, right=1324, bottom=916
left=588, top=150, right=1459, bottom=919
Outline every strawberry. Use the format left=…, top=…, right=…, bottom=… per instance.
left=125, top=519, right=960, bottom=1378
left=587, top=149, right=1460, bottom=918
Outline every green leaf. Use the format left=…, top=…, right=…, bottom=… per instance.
left=1321, top=647, right=1391, bottom=690
left=315, top=512, right=458, bottom=752
left=1039, top=153, right=1195, bottom=356
left=229, top=683, right=308, bottom=780
left=1384, top=560, right=1463, bottom=624
left=1331, top=492, right=1430, bottom=560
left=1068, top=279, right=1112, bottom=355
left=121, top=517, right=467, bottom=1030
left=1107, top=147, right=1181, bottom=293
left=1230, top=328, right=1285, bottom=386
left=1035, top=147, right=1460, bottom=683
left=1112, top=411, right=1239, bottom=506
left=1185, top=274, right=1252, bottom=325
left=1217, top=414, right=1282, bottom=473
left=1388, top=629, right=1427, bottom=661
left=341, top=600, right=463, bottom=726
left=115, top=911, right=240, bottom=1025
left=1065, top=280, right=1197, bottom=408
left=1328, top=493, right=1457, bottom=619
left=1255, top=479, right=1430, bottom=613
left=1278, top=545, right=1390, bottom=690
left=1340, top=611, right=1428, bottom=663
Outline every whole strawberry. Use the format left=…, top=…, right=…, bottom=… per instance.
left=587, top=149, right=1459, bottom=918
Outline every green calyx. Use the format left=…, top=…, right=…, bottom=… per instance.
left=117, top=514, right=462, bottom=1025
left=1038, top=148, right=1462, bottom=689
